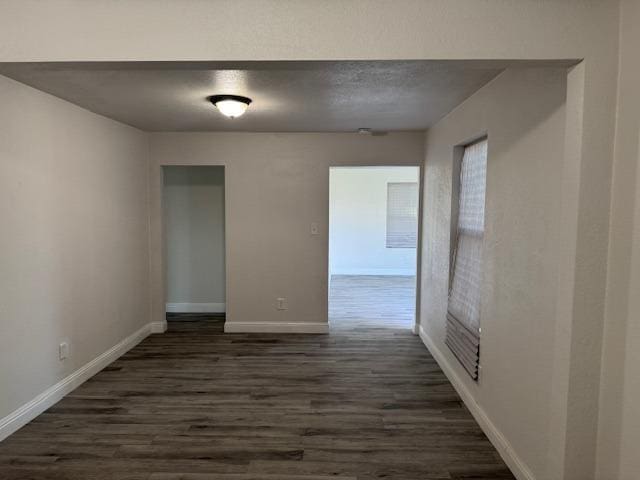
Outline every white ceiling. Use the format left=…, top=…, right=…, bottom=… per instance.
left=0, top=61, right=569, bottom=132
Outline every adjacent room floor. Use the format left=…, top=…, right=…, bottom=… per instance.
left=0, top=314, right=514, bottom=480
left=329, top=275, right=416, bottom=330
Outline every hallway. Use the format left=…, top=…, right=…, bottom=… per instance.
left=0, top=316, right=513, bottom=479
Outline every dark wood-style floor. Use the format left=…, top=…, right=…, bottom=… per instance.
left=0, top=279, right=514, bottom=480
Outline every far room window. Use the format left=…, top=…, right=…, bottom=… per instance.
left=386, top=182, right=419, bottom=248
left=446, top=138, right=487, bottom=381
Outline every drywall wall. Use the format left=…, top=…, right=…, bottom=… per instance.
left=329, top=166, right=419, bottom=276
left=163, top=166, right=226, bottom=312
left=619, top=128, right=640, bottom=476
left=0, top=1, right=618, bottom=63
left=0, top=75, right=151, bottom=426
left=149, top=132, right=424, bottom=332
left=597, top=0, right=640, bottom=478
left=419, top=68, right=567, bottom=479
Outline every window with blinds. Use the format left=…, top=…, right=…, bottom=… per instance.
left=386, top=182, right=419, bottom=248
left=446, top=138, right=487, bottom=381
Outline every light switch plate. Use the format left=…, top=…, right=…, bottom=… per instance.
left=59, top=342, right=69, bottom=360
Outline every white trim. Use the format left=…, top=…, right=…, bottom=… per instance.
left=330, top=268, right=416, bottom=276
left=418, top=325, right=534, bottom=480
left=224, top=322, right=329, bottom=334
left=150, top=320, right=168, bottom=333
left=165, top=302, right=226, bottom=313
left=0, top=320, right=165, bottom=442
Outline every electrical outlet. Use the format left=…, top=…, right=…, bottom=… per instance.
left=310, top=222, right=319, bottom=235
left=277, top=298, right=287, bottom=310
left=59, top=342, right=69, bottom=360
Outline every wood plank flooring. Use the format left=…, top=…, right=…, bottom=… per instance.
left=329, top=275, right=416, bottom=330
left=0, top=286, right=515, bottom=479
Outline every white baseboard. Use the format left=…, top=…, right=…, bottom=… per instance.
left=150, top=320, right=167, bottom=333
left=224, top=322, right=329, bottom=334
left=166, top=302, right=226, bottom=313
left=0, top=320, right=165, bottom=442
left=418, top=325, right=534, bottom=480
left=330, top=268, right=415, bottom=276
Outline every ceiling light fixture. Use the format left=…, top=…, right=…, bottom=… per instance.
left=208, top=94, right=252, bottom=118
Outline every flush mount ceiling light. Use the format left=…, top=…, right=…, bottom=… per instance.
left=208, top=94, right=252, bottom=118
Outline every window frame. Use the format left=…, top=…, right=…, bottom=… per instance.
left=446, top=136, right=488, bottom=381
left=385, top=181, right=419, bottom=249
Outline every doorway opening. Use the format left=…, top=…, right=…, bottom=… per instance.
left=329, top=166, right=420, bottom=331
left=163, top=166, right=226, bottom=327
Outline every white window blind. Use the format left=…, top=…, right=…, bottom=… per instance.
left=386, top=182, right=419, bottom=248
left=446, top=139, right=487, bottom=380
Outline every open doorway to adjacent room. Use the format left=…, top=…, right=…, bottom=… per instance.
left=163, top=166, right=226, bottom=326
left=329, top=166, right=420, bottom=330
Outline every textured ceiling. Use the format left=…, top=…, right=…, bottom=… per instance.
left=0, top=61, right=568, bottom=132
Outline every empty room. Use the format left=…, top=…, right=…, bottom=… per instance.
left=0, top=2, right=639, bottom=480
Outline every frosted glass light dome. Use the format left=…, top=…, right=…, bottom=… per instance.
left=208, top=95, right=252, bottom=118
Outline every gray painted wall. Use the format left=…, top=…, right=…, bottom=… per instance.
left=149, top=132, right=425, bottom=332
left=598, top=1, right=640, bottom=478
left=419, top=68, right=567, bottom=479
left=0, top=75, right=150, bottom=422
